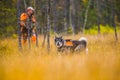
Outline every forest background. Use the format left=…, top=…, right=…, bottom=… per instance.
left=0, top=0, right=120, bottom=38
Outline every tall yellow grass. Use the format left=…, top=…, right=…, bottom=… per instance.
left=0, top=34, right=120, bottom=80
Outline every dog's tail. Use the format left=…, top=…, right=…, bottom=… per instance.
left=79, top=37, right=88, bottom=54
left=79, top=37, right=87, bottom=43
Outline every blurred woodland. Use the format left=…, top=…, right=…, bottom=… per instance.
left=0, top=0, right=120, bottom=37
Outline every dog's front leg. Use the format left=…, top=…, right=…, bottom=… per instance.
left=74, top=45, right=81, bottom=52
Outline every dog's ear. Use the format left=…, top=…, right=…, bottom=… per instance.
left=60, top=36, right=62, bottom=39
left=54, top=36, right=57, bottom=39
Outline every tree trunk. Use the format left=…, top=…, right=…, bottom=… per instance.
left=42, top=0, right=48, bottom=46
left=97, top=0, right=101, bottom=34
left=64, top=0, right=70, bottom=34
left=17, top=0, right=22, bottom=49
left=47, top=0, right=51, bottom=50
left=70, top=0, right=75, bottom=35
left=111, top=0, right=118, bottom=41
left=52, top=0, right=58, bottom=34
left=82, top=0, right=91, bottom=33
left=105, top=0, right=111, bottom=25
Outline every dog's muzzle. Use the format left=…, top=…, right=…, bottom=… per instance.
left=56, top=41, right=63, bottom=48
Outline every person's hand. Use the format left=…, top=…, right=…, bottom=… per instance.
left=20, top=21, right=25, bottom=27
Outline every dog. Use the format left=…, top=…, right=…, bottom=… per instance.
left=54, top=36, right=88, bottom=53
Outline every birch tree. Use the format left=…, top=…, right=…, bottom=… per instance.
left=82, top=0, right=91, bottom=33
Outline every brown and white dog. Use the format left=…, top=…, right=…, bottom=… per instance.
left=54, top=36, right=88, bottom=53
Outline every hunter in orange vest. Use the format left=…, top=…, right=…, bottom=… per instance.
left=20, top=6, right=36, bottom=44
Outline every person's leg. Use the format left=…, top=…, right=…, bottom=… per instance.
left=22, top=27, right=28, bottom=44
left=31, top=26, right=36, bottom=43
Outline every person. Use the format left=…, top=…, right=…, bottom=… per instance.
left=20, top=6, right=36, bottom=44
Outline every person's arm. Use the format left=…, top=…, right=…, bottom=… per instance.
left=20, top=13, right=27, bottom=32
left=31, top=15, right=36, bottom=23
left=31, top=15, right=36, bottom=32
left=20, top=13, right=27, bottom=27
left=20, top=21, right=26, bottom=27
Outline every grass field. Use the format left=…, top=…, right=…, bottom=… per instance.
left=0, top=33, right=120, bottom=80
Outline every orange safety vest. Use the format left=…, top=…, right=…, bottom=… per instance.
left=64, top=40, right=73, bottom=46
left=20, top=13, right=36, bottom=23
left=20, top=13, right=28, bottom=21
